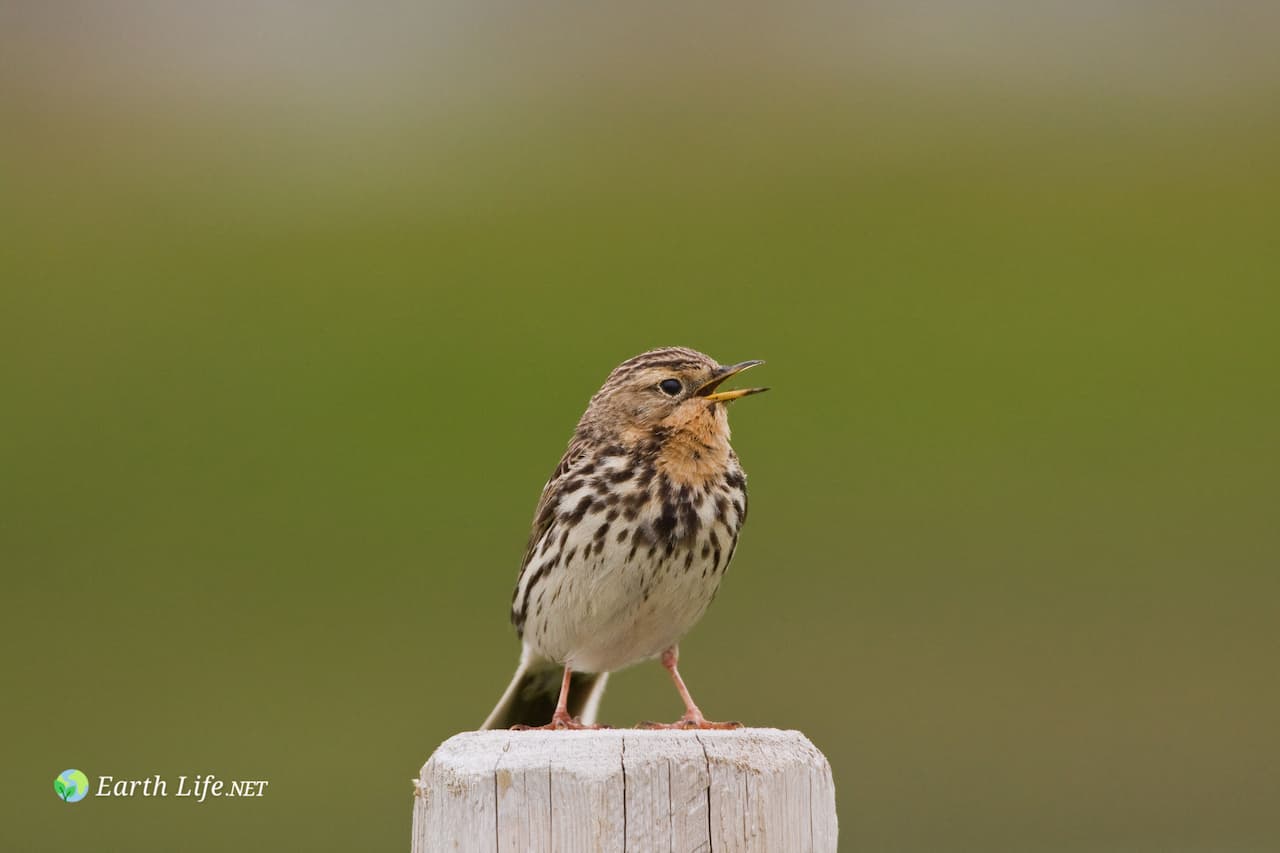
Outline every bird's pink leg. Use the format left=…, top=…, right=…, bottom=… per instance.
left=512, top=665, right=609, bottom=731
left=639, top=646, right=741, bottom=730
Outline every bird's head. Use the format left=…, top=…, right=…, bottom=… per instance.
left=580, top=347, right=767, bottom=444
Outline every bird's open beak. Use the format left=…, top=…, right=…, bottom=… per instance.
left=696, top=360, right=769, bottom=403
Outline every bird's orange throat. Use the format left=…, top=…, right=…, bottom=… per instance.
left=651, top=402, right=733, bottom=487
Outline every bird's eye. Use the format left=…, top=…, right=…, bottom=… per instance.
left=659, top=378, right=683, bottom=396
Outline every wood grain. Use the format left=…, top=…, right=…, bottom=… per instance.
left=412, top=728, right=836, bottom=852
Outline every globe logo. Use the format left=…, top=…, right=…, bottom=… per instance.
left=55, top=769, right=89, bottom=803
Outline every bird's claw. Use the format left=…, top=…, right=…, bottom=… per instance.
left=512, top=714, right=611, bottom=731
left=636, top=714, right=742, bottom=730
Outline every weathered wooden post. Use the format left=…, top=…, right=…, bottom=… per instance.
left=412, top=728, right=837, bottom=852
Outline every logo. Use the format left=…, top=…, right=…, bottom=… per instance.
left=55, top=769, right=90, bottom=803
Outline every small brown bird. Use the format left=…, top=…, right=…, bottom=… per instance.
left=482, top=347, right=767, bottom=730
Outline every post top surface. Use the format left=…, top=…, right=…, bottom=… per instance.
left=420, top=727, right=827, bottom=777
left=443, top=725, right=811, bottom=744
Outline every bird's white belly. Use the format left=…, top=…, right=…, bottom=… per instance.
left=558, top=548, right=721, bottom=673
left=519, top=481, right=740, bottom=673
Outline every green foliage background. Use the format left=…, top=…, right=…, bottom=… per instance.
left=3, top=5, right=1278, bottom=851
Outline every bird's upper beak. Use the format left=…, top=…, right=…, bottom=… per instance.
left=696, top=360, right=769, bottom=403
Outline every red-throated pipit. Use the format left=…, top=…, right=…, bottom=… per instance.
left=482, top=347, right=767, bottom=730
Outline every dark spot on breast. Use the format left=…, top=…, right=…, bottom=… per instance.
left=562, top=478, right=583, bottom=493
left=657, top=474, right=672, bottom=501
left=684, top=552, right=694, bottom=569
left=564, top=547, right=577, bottom=564
left=714, top=495, right=730, bottom=524
left=634, top=463, right=655, bottom=488
left=606, top=508, right=618, bottom=522
left=680, top=500, right=700, bottom=538
left=701, top=543, right=711, bottom=558
left=654, top=501, right=678, bottom=541
left=609, top=468, right=633, bottom=483
left=616, top=528, right=628, bottom=543
left=595, top=522, right=610, bottom=540
left=566, top=494, right=595, bottom=523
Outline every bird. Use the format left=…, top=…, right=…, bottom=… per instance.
left=481, top=346, right=767, bottom=730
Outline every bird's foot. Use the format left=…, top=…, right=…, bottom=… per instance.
left=636, top=711, right=742, bottom=730
left=511, top=711, right=610, bottom=731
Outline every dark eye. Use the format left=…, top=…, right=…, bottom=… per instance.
left=659, top=378, right=683, bottom=396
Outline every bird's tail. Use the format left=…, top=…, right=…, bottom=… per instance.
left=481, top=648, right=609, bottom=730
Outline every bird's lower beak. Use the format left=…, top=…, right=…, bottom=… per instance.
left=696, top=360, right=769, bottom=403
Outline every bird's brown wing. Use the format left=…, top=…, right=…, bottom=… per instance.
left=509, top=436, right=591, bottom=628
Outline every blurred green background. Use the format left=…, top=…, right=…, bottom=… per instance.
left=3, top=3, right=1278, bottom=851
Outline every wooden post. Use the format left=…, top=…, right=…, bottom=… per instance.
left=412, top=728, right=837, bottom=852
